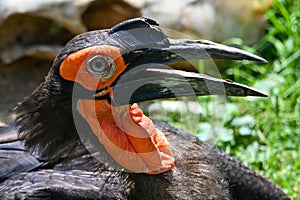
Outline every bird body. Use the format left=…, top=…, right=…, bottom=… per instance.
left=0, top=18, right=290, bottom=200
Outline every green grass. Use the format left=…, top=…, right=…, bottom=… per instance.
left=222, top=1, right=300, bottom=198
left=155, top=0, right=299, bottom=198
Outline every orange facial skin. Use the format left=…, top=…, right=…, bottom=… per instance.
left=78, top=100, right=174, bottom=174
left=60, top=45, right=127, bottom=91
left=59, top=45, right=175, bottom=174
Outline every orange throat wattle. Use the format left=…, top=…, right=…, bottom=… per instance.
left=77, top=100, right=174, bottom=174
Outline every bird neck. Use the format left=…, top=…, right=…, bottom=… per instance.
left=15, top=78, right=82, bottom=162
left=77, top=100, right=174, bottom=174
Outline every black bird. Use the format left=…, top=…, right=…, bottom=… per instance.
left=0, top=18, right=290, bottom=200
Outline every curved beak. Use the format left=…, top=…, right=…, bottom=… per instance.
left=98, top=18, right=268, bottom=105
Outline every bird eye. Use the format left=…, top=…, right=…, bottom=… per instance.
left=87, top=55, right=109, bottom=73
left=86, top=55, right=116, bottom=80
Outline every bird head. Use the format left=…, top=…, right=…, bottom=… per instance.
left=16, top=17, right=267, bottom=174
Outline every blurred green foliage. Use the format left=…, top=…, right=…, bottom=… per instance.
left=158, top=0, right=299, bottom=198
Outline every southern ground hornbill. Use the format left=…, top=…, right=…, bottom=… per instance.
left=0, top=18, right=290, bottom=199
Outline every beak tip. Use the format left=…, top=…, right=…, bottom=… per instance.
left=242, top=52, right=268, bottom=63
left=258, top=57, right=268, bottom=64
left=250, top=90, right=268, bottom=97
